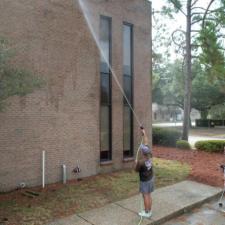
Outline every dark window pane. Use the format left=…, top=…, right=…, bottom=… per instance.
left=123, top=65, right=131, bottom=76
left=100, top=16, right=111, bottom=162
left=123, top=23, right=133, bottom=158
left=123, top=75, right=132, bottom=104
left=100, top=151, right=110, bottom=161
left=100, top=106, right=110, bottom=152
left=123, top=24, right=131, bottom=76
left=100, top=62, right=110, bottom=74
left=123, top=150, right=132, bottom=158
left=123, top=106, right=131, bottom=151
left=101, top=73, right=110, bottom=104
left=100, top=17, right=110, bottom=73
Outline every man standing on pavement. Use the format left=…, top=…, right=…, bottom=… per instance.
left=135, top=127, right=154, bottom=218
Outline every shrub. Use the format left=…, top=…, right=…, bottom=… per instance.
left=176, top=140, right=191, bottom=150
left=152, top=127, right=182, bottom=147
left=195, top=140, right=225, bottom=153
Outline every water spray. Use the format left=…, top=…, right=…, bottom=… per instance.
left=78, top=0, right=142, bottom=127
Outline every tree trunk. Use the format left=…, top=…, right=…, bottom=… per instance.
left=182, top=0, right=192, bottom=140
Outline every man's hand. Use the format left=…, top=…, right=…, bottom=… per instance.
left=140, top=127, right=146, bottom=136
left=140, top=126, right=148, bottom=145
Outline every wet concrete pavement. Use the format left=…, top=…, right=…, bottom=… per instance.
left=163, top=198, right=225, bottom=225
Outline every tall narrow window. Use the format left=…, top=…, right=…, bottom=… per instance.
left=123, top=23, right=133, bottom=158
left=100, top=16, right=112, bottom=162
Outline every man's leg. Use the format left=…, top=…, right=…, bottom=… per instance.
left=143, top=193, right=152, bottom=212
left=139, top=193, right=152, bottom=218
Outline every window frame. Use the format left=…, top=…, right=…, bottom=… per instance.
left=100, top=15, right=112, bottom=162
left=123, top=22, right=134, bottom=158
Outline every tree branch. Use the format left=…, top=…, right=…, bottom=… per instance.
left=169, top=0, right=187, bottom=16
left=218, top=47, right=225, bottom=51
left=191, top=12, right=206, bottom=16
left=191, top=18, right=202, bottom=25
left=217, top=34, right=225, bottom=38
left=202, top=0, right=216, bottom=28
left=191, top=30, right=201, bottom=33
left=192, top=7, right=207, bottom=11
left=191, top=44, right=201, bottom=48
left=193, top=7, right=223, bottom=13
left=193, top=17, right=220, bottom=27
left=191, top=0, right=199, bottom=7
left=171, top=29, right=186, bottom=47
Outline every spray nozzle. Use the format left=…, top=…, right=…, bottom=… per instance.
left=140, top=125, right=145, bottom=136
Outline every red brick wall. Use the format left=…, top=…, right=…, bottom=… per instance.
left=0, top=0, right=152, bottom=191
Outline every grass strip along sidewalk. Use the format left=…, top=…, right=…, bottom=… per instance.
left=0, top=158, right=190, bottom=225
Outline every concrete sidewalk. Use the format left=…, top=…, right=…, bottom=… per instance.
left=48, top=181, right=222, bottom=225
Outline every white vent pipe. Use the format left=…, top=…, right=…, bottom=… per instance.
left=42, top=151, right=45, bottom=188
left=62, top=164, right=67, bottom=184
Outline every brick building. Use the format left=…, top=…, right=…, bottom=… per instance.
left=0, top=0, right=152, bottom=191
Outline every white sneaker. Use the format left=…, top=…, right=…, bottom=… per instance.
left=138, top=210, right=152, bottom=218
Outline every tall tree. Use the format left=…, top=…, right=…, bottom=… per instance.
left=153, top=58, right=225, bottom=120
left=192, top=77, right=225, bottom=119
left=161, top=0, right=225, bottom=140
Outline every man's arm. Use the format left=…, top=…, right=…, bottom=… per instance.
left=141, top=128, right=148, bottom=145
left=135, top=161, right=140, bottom=172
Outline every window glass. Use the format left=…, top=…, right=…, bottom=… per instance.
left=123, top=23, right=133, bottom=158
left=100, top=16, right=112, bottom=162
left=123, top=75, right=132, bottom=104
left=123, top=106, right=131, bottom=151
left=101, top=73, right=110, bottom=104
left=123, top=25, right=131, bottom=75
left=100, top=18, right=110, bottom=73
left=100, top=106, right=109, bottom=152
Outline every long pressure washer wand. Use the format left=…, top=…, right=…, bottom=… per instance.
left=218, top=164, right=225, bottom=208
left=135, top=126, right=144, bottom=163
left=136, top=126, right=145, bottom=225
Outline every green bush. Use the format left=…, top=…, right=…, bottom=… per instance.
left=152, top=127, right=182, bottom=147
left=195, top=140, right=225, bottom=153
left=176, top=140, right=191, bottom=150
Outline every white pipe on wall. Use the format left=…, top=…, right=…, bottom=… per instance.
left=62, top=164, right=67, bottom=184
left=42, top=150, right=45, bottom=188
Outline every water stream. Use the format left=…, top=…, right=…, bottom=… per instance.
left=77, top=0, right=142, bottom=126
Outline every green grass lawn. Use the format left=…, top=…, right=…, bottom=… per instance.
left=0, top=158, right=190, bottom=225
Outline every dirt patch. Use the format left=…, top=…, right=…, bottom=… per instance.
left=153, top=146, right=225, bottom=187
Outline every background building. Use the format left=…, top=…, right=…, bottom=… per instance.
left=0, top=0, right=152, bottom=191
left=152, top=103, right=200, bottom=124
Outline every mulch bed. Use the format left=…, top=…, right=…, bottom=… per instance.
left=153, top=146, right=225, bottom=187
